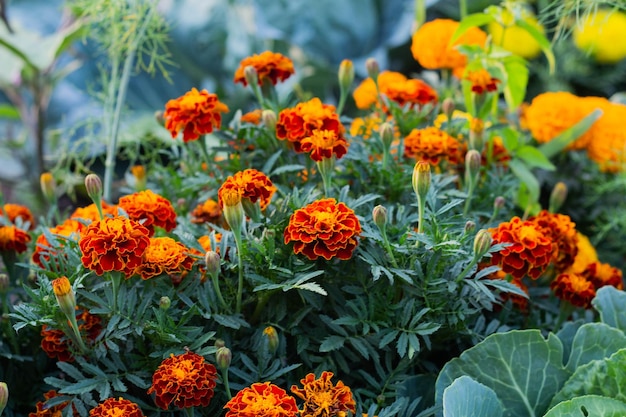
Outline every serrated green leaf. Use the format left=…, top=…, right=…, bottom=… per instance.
left=502, top=56, right=529, bottom=111
left=319, top=335, right=345, bottom=352
left=271, top=164, right=306, bottom=176
left=379, top=330, right=399, bottom=349
left=349, top=337, right=370, bottom=359
left=57, top=362, right=85, bottom=382
left=443, top=376, right=503, bottom=417
left=59, top=378, right=102, bottom=395
left=515, top=145, right=555, bottom=170
left=125, top=373, right=151, bottom=389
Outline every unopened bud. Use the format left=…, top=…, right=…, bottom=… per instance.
left=263, top=326, right=279, bottom=354
left=549, top=182, right=568, bottom=213
left=0, top=274, right=8, bottom=293
left=473, top=229, right=493, bottom=260
left=159, top=296, right=171, bottom=310
left=412, top=161, right=431, bottom=202
left=205, top=251, right=221, bottom=277
left=216, top=346, right=232, bottom=370
left=261, top=109, right=277, bottom=131
left=0, top=381, right=8, bottom=416
left=464, top=220, right=476, bottom=234
left=221, top=189, right=244, bottom=235
left=244, top=65, right=259, bottom=87
left=214, top=339, right=226, bottom=349
left=365, top=57, right=380, bottom=81
left=338, top=59, right=355, bottom=92
left=442, top=97, right=455, bottom=120
left=494, top=196, right=505, bottom=210
left=372, top=205, right=387, bottom=230
left=40, top=172, right=56, bottom=202
left=130, top=165, right=146, bottom=191
left=84, top=174, right=103, bottom=203
left=51, top=276, right=76, bottom=319
left=465, top=150, right=481, bottom=182
left=379, top=122, right=394, bottom=149
left=469, top=118, right=485, bottom=151
left=155, top=110, right=165, bottom=127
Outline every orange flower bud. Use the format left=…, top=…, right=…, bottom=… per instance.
left=338, top=59, right=355, bottom=92
left=40, top=172, right=56, bottom=202
left=0, top=381, right=7, bottom=416
left=216, top=346, right=232, bottom=370
left=221, top=189, right=244, bottom=235
left=549, top=182, right=568, bottom=213
left=412, top=161, right=431, bottom=202
left=263, top=326, right=279, bottom=354
left=130, top=165, right=146, bottom=190
left=473, top=229, right=493, bottom=260
left=51, top=277, right=76, bottom=318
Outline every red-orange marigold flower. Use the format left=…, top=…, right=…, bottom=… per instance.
left=0, top=225, right=31, bottom=253
left=224, top=382, right=298, bottom=417
left=218, top=169, right=276, bottom=211
left=529, top=210, right=578, bottom=272
left=164, top=87, right=229, bottom=143
left=551, top=272, right=596, bottom=308
left=136, top=237, right=195, bottom=280
left=79, top=216, right=150, bottom=278
left=118, top=189, right=177, bottom=236
left=41, top=310, right=102, bottom=362
left=489, top=216, right=554, bottom=280
left=284, top=198, right=362, bottom=261
left=32, top=219, right=82, bottom=268
left=1, top=203, right=35, bottom=229
left=383, top=78, right=438, bottom=109
left=191, top=198, right=223, bottom=226
left=29, top=390, right=79, bottom=417
left=291, top=371, right=356, bottom=417
left=404, top=127, right=464, bottom=165
left=465, top=69, right=500, bottom=94
left=276, top=97, right=345, bottom=152
left=148, top=351, right=218, bottom=410
left=71, top=201, right=119, bottom=225
left=89, top=397, right=144, bottom=417
left=584, top=261, right=624, bottom=290
left=300, top=129, right=350, bottom=162
left=234, top=51, right=295, bottom=86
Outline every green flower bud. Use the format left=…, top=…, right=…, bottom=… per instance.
left=216, top=346, right=232, bottom=370
left=0, top=381, right=8, bottom=416
left=338, top=59, right=355, bottom=92
left=473, top=229, right=493, bottom=260
left=365, top=57, right=380, bottom=81
left=412, top=161, right=431, bottom=202
left=549, top=182, right=568, bottom=213
left=372, top=205, right=387, bottom=231
left=263, top=326, right=279, bottom=354
left=159, top=296, right=171, bottom=310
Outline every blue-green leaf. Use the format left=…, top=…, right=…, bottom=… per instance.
left=544, top=395, right=626, bottom=417
left=443, top=376, right=503, bottom=417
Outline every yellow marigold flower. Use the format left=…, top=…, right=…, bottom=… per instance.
left=290, top=371, right=356, bottom=417
left=411, top=18, right=487, bottom=77
left=352, top=71, right=407, bottom=110
left=488, top=11, right=544, bottom=59
left=586, top=101, right=626, bottom=172
left=573, top=9, right=626, bottom=64
left=164, top=88, right=229, bottom=143
left=234, top=51, right=295, bottom=86
left=404, top=126, right=464, bottom=165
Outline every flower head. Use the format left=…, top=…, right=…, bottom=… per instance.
left=584, top=261, right=624, bottom=290
left=135, top=237, right=195, bottom=280
left=0, top=225, right=31, bottom=253
left=411, top=18, right=487, bottom=77
left=586, top=101, right=626, bottom=172
left=1, top=203, right=35, bottom=229
left=148, top=351, right=218, bottom=410
left=224, top=382, right=298, bottom=417
left=489, top=216, right=554, bottom=279
left=276, top=97, right=344, bottom=152
left=89, top=397, right=144, bottom=417
left=465, top=69, right=500, bottom=94
left=404, top=127, right=464, bottom=165
left=71, top=201, right=119, bottom=224
left=191, top=198, right=223, bottom=226
left=551, top=272, right=596, bottom=308
left=573, top=8, right=626, bottom=64
left=234, top=51, right=295, bottom=86
left=291, top=371, right=356, bottom=417
left=79, top=216, right=150, bottom=278
left=241, top=108, right=263, bottom=125
left=352, top=71, right=437, bottom=111
left=529, top=210, right=578, bottom=272
left=568, top=232, right=599, bottom=274
left=353, top=71, right=406, bottom=110
left=164, top=88, right=229, bottom=143
left=218, top=169, right=276, bottom=211
left=299, top=129, right=350, bottom=162
left=118, top=189, right=177, bottom=236
left=284, top=198, right=361, bottom=261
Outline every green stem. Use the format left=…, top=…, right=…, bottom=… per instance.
left=337, top=89, right=348, bottom=116
left=454, top=257, right=479, bottom=283
left=459, top=0, right=467, bottom=19
left=463, top=181, right=476, bottom=217
left=317, top=157, right=335, bottom=197
left=211, top=272, right=228, bottom=312
left=184, top=406, right=194, bottom=417
left=222, top=367, right=232, bottom=399
left=380, top=230, right=399, bottom=268
left=233, top=231, right=245, bottom=315
left=66, top=311, right=88, bottom=354
left=416, top=196, right=426, bottom=239
left=109, top=272, right=122, bottom=313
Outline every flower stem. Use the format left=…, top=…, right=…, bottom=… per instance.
left=317, top=157, right=335, bottom=197
left=454, top=257, right=479, bottom=283
left=184, top=406, right=194, bottom=417
left=232, top=230, right=245, bottom=315
left=222, top=368, right=232, bottom=400
left=380, top=230, right=399, bottom=268
left=211, top=273, right=228, bottom=312
left=109, top=272, right=122, bottom=313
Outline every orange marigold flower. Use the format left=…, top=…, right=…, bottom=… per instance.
left=551, top=272, right=596, bottom=308
left=191, top=198, right=223, bottom=225
left=529, top=210, right=578, bottom=272
left=218, top=169, right=276, bottom=211
left=118, top=190, right=177, bottom=236
left=404, top=127, right=464, bottom=165
left=29, top=390, right=79, bottom=417
left=136, top=237, right=195, bottom=280
left=383, top=78, right=438, bottom=109
left=32, top=219, right=82, bottom=268
left=234, top=51, right=295, bottom=86
left=71, top=201, right=119, bottom=225
left=300, top=129, right=350, bottom=162
left=41, top=310, right=102, bottom=362
left=79, top=216, right=150, bottom=278
left=1, top=203, right=35, bottom=229
left=584, top=261, right=624, bottom=290
left=465, top=69, right=500, bottom=94
left=89, top=397, right=144, bottom=417
left=276, top=97, right=345, bottom=153
left=489, top=216, right=554, bottom=280
left=164, top=87, right=229, bottom=143
left=0, top=225, right=31, bottom=253
left=291, top=371, right=356, bottom=417
left=482, top=136, right=511, bottom=166
left=148, top=351, right=218, bottom=410
left=284, top=198, right=362, bottom=261
left=241, top=108, right=264, bottom=124
left=411, top=19, right=487, bottom=76
left=586, top=101, right=626, bottom=172
left=224, top=382, right=298, bottom=417
left=352, top=71, right=407, bottom=110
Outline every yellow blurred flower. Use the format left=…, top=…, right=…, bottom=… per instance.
left=573, top=9, right=626, bottom=64
left=489, top=10, right=544, bottom=59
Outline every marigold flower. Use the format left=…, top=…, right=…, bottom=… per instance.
left=79, top=216, right=150, bottom=278
left=0, top=225, right=31, bottom=253
left=488, top=11, right=544, bottom=59
left=300, top=129, right=350, bottom=162
left=411, top=19, right=487, bottom=77
left=71, top=201, right=119, bottom=224
left=218, top=169, right=276, bottom=211
left=32, top=219, right=82, bottom=268
left=352, top=71, right=437, bottom=111
left=1, top=203, right=35, bottom=229
left=241, top=108, right=263, bottom=125
left=225, top=382, right=298, bottom=417
left=234, top=51, right=295, bottom=86
left=584, top=261, right=623, bottom=290
left=489, top=216, right=554, bottom=280
left=29, top=390, right=80, bottom=417
left=529, top=210, right=578, bottom=272
left=89, top=397, right=145, bottom=417
left=567, top=232, right=598, bottom=274
left=291, top=371, right=356, bottom=417
left=465, top=69, right=500, bottom=94
left=135, top=237, right=195, bottom=280
left=404, top=127, right=464, bottom=165
left=276, top=97, right=345, bottom=152
left=353, top=71, right=406, bottom=110
left=147, top=351, right=218, bottom=410
left=573, top=8, right=626, bottom=64
left=118, top=189, right=177, bottom=236
left=191, top=198, right=223, bottom=225
left=164, top=87, right=229, bottom=143
left=284, top=198, right=361, bottom=261
left=40, top=310, right=102, bottom=362
left=586, top=101, right=626, bottom=172
left=551, top=272, right=596, bottom=308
